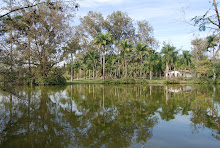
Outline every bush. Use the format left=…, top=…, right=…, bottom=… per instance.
left=194, top=77, right=213, bottom=84
left=140, top=79, right=149, bottom=84
left=35, top=68, right=66, bottom=85
left=164, top=78, right=180, bottom=84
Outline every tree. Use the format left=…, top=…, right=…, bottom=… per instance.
left=63, top=33, right=81, bottom=82
left=80, top=11, right=105, bottom=69
left=161, top=43, right=177, bottom=80
left=206, top=35, right=218, bottom=59
left=87, top=51, right=100, bottom=79
left=136, top=20, right=156, bottom=45
left=135, top=43, right=150, bottom=79
left=182, top=50, right=192, bottom=77
left=106, top=11, right=135, bottom=77
left=0, top=1, right=76, bottom=85
left=148, top=50, right=157, bottom=80
left=94, top=32, right=115, bottom=80
left=120, top=40, right=133, bottom=78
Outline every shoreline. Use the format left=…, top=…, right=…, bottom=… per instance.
left=66, top=78, right=219, bottom=85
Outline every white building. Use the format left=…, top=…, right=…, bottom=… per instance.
left=166, top=70, right=193, bottom=78
left=165, top=71, right=181, bottom=78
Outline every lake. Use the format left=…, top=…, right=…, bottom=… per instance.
left=0, top=84, right=219, bottom=148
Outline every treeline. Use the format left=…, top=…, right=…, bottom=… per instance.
left=0, top=0, right=220, bottom=85
left=63, top=10, right=220, bottom=83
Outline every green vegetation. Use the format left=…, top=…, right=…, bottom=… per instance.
left=0, top=0, right=220, bottom=86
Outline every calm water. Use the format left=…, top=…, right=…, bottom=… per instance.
left=0, top=84, right=219, bottom=148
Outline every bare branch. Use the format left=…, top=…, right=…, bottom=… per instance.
left=0, top=2, right=44, bottom=18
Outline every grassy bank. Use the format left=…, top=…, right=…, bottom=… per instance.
left=67, top=78, right=201, bottom=85
left=67, top=79, right=104, bottom=84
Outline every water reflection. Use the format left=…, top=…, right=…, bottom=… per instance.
left=0, top=85, right=219, bottom=147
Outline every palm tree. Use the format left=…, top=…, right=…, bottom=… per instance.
left=63, top=38, right=81, bottom=82
left=87, top=51, right=99, bottom=79
left=182, top=50, right=192, bottom=68
left=105, top=53, right=117, bottom=78
left=206, top=35, right=217, bottom=59
left=161, top=43, right=177, bottom=80
left=148, top=50, right=157, bottom=80
left=182, top=50, right=192, bottom=78
left=93, top=34, right=103, bottom=74
left=135, top=42, right=149, bottom=79
left=94, top=32, right=115, bottom=80
left=120, top=40, right=133, bottom=78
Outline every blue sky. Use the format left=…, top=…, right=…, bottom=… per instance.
left=75, top=0, right=215, bottom=51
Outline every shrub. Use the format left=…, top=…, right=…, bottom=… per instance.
left=194, top=77, right=213, bottom=84
left=35, top=68, right=66, bottom=85
left=164, top=78, right=180, bottom=84
left=140, top=79, right=148, bottom=84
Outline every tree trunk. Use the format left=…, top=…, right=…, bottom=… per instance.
left=98, top=46, right=103, bottom=77
left=71, top=53, right=73, bottom=82
left=28, top=35, right=31, bottom=75
left=140, top=57, right=143, bottom=80
left=174, top=67, right=176, bottom=78
left=10, top=31, right=13, bottom=73
left=134, top=70, right=136, bottom=79
left=93, top=66, right=95, bottom=80
left=84, top=69, right=86, bottom=79
left=150, top=70, right=152, bottom=80
left=213, top=69, right=216, bottom=80
left=89, top=69, right=91, bottom=80
left=103, top=49, right=105, bottom=81
left=159, top=71, right=161, bottom=79
left=140, top=69, right=142, bottom=80
left=115, top=69, right=117, bottom=78
left=124, top=54, right=127, bottom=78
left=166, top=62, right=169, bottom=80
left=95, top=63, right=97, bottom=78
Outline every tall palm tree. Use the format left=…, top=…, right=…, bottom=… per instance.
left=135, top=42, right=149, bottom=79
left=120, top=40, right=133, bottom=78
left=206, top=35, right=217, bottom=59
left=182, top=50, right=192, bottom=78
left=63, top=38, right=81, bottom=82
left=93, top=34, right=103, bottom=74
left=161, top=43, right=177, bottom=80
left=87, top=51, right=99, bottom=79
left=94, top=32, right=115, bottom=80
left=182, top=50, right=192, bottom=69
left=148, top=50, right=157, bottom=80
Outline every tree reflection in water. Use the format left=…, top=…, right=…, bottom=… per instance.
left=0, top=84, right=219, bottom=147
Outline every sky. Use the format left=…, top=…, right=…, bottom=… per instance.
left=74, top=0, right=215, bottom=51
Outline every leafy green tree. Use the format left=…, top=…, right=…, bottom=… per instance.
left=80, top=11, right=105, bottom=68
left=135, top=43, right=150, bottom=79
left=206, top=35, right=218, bottom=59
left=120, top=40, right=133, bottom=78
left=86, top=51, right=100, bottom=79
left=161, top=43, right=177, bottom=80
left=94, top=32, right=115, bottom=80
left=63, top=33, right=81, bottom=82
left=106, top=11, right=135, bottom=77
